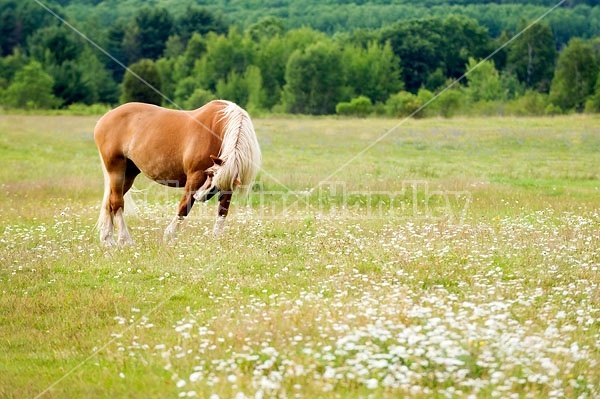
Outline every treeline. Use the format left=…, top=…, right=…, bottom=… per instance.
left=0, top=0, right=599, bottom=116
left=57, top=0, right=600, bottom=44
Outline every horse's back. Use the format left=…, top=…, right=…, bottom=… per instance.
left=94, top=101, right=226, bottom=147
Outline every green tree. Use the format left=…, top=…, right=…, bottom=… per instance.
left=465, top=57, right=505, bottom=102
left=0, top=0, right=18, bottom=56
left=439, top=15, right=492, bottom=80
left=381, top=16, right=490, bottom=92
left=173, top=76, right=198, bottom=106
left=195, top=29, right=254, bottom=92
left=0, top=48, right=28, bottom=89
left=254, top=35, right=287, bottom=110
left=28, top=25, right=82, bottom=65
left=164, top=33, right=208, bottom=106
left=77, top=47, right=119, bottom=104
left=214, top=65, right=265, bottom=111
left=247, top=16, right=286, bottom=42
left=163, top=35, right=185, bottom=59
left=177, top=5, right=227, bottom=45
left=163, top=32, right=207, bottom=102
left=184, top=88, right=216, bottom=110
left=584, top=72, right=600, bottom=113
left=245, top=65, right=267, bottom=113
left=380, top=19, right=440, bottom=92
left=120, top=59, right=163, bottom=105
left=549, top=38, right=598, bottom=112
left=11, top=0, right=61, bottom=49
left=51, top=60, right=92, bottom=105
left=26, top=26, right=117, bottom=106
left=155, top=57, right=178, bottom=102
left=258, top=27, right=330, bottom=110
left=506, top=22, right=556, bottom=92
left=343, top=41, right=403, bottom=103
left=283, top=40, right=345, bottom=115
left=122, top=7, right=173, bottom=63
left=105, top=20, right=127, bottom=81
left=1, top=61, right=60, bottom=109
left=216, top=71, right=247, bottom=106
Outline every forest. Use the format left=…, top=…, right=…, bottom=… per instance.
left=1, top=0, right=599, bottom=116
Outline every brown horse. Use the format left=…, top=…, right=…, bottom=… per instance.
left=94, top=100, right=261, bottom=245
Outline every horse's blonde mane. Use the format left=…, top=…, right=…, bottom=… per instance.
left=213, top=101, right=261, bottom=193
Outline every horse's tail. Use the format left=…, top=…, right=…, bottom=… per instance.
left=213, top=101, right=261, bottom=194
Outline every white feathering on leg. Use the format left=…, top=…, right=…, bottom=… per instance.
left=213, top=215, right=226, bottom=235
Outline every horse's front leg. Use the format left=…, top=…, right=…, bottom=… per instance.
left=164, top=173, right=208, bottom=243
left=213, top=191, right=232, bottom=235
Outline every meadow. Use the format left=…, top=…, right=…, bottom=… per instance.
left=0, top=113, right=599, bottom=398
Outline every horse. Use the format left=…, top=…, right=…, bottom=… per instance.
left=93, top=100, right=261, bottom=246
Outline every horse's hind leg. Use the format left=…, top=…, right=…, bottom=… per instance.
left=98, top=158, right=116, bottom=246
left=104, top=157, right=135, bottom=246
left=113, top=163, right=140, bottom=245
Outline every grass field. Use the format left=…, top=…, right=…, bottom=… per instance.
left=0, top=113, right=599, bottom=398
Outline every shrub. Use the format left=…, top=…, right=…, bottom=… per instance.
left=336, top=96, right=372, bottom=117
left=431, top=89, right=464, bottom=118
left=545, top=103, right=563, bottom=116
left=385, top=91, right=421, bottom=117
left=505, top=91, right=548, bottom=116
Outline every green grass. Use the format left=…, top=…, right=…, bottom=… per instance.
left=0, top=114, right=599, bottom=398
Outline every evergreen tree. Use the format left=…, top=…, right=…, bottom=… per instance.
left=28, top=25, right=82, bottom=65
left=105, top=21, right=127, bottom=81
left=122, top=7, right=173, bottom=63
left=121, top=59, right=163, bottom=105
left=177, top=6, right=227, bottom=45
left=51, top=60, right=92, bottom=105
left=0, top=0, right=19, bottom=56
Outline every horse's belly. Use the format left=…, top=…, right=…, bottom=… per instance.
left=153, top=176, right=187, bottom=188
left=129, top=155, right=187, bottom=187
left=143, top=168, right=187, bottom=187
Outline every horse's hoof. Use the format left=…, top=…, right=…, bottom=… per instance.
left=101, top=238, right=117, bottom=247
left=118, top=238, right=135, bottom=246
left=163, top=230, right=178, bottom=244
